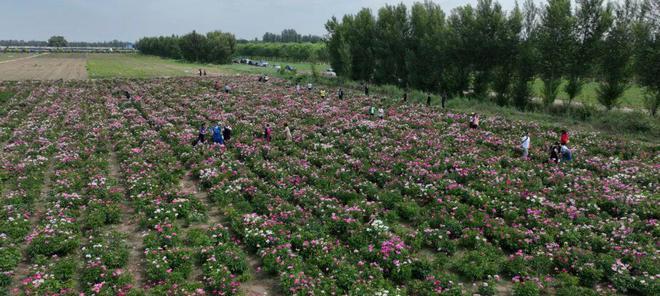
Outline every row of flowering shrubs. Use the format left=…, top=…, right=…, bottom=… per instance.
left=107, top=85, right=250, bottom=295
left=1, top=84, right=61, bottom=293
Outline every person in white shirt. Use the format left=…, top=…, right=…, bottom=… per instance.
left=284, top=123, right=292, bottom=141
left=377, top=108, right=385, bottom=119
left=521, top=132, right=530, bottom=159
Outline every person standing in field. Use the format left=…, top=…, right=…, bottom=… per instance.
left=427, top=95, right=432, bottom=106
left=194, top=123, right=207, bottom=146
left=212, top=123, right=224, bottom=145
left=203, top=69, right=207, bottom=76
left=469, top=113, right=480, bottom=129
left=560, top=130, right=569, bottom=145
left=441, top=91, right=448, bottom=108
left=296, top=83, right=301, bottom=94
left=320, top=89, right=327, bottom=99
left=403, top=92, right=408, bottom=102
left=307, top=83, right=313, bottom=91
left=561, top=144, right=573, bottom=162
left=338, top=88, right=345, bottom=100
left=284, top=123, right=292, bottom=141
left=549, top=142, right=561, bottom=163
left=199, top=69, right=203, bottom=76
left=377, top=107, right=385, bottom=119
left=214, top=81, right=221, bottom=91
left=521, top=132, right=530, bottom=159
left=224, top=84, right=231, bottom=94
left=264, top=123, right=272, bottom=143
left=364, top=83, right=369, bottom=96
left=223, top=126, right=232, bottom=142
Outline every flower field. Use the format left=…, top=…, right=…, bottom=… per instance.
left=0, top=77, right=658, bottom=296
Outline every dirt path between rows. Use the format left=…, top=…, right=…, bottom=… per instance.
left=109, top=149, right=145, bottom=289
left=180, top=170, right=280, bottom=296
left=9, top=160, right=54, bottom=294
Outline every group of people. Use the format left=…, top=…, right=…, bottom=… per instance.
left=214, top=81, right=231, bottom=93
left=194, top=123, right=232, bottom=146
left=198, top=69, right=207, bottom=77
left=258, top=75, right=270, bottom=82
left=520, top=130, right=573, bottom=163
left=369, top=106, right=385, bottom=119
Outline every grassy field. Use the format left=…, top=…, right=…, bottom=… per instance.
left=0, top=53, right=37, bottom=62
left=531, top=78, right=645, bottom=109
left=86, top=53, right=330, bottom=79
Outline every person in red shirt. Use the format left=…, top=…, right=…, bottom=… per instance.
left=560, top=130, right=569, bottom=145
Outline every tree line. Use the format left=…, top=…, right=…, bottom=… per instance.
left=236, top=42, right=328, bottom=62
left=1, top=37, right=131, bottom=48
left=135, top=30, right=237, bottom=64
left=262, top=29, right=323, bottom=43
left=325, top=0, right=659, bottom=115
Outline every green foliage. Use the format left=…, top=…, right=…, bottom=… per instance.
left=513, top=281, right=541, bottom=296
left=634, top=0, right=660, bottom=116
left=597, top=1, right=636, bottom=110
left=564, top=0, right=612, bottom=105
left=48, top=36, right=68, bottom=47
left=136, top=30, right=237, bottom=64
left=236, top=42, right=327, bottom=62
left=262, top=29, right=322, bottom=43
left=537, top=0, right=574, bottom=106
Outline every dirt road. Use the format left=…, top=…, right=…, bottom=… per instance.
left=0, top=54, right=88, bottom=80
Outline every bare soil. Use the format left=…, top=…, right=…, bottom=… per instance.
left=109, top=149, right=145, bottom=288
left=0, top=54, right=88, bottom=81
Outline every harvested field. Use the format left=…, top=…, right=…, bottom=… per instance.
left=0, top=53, right=87, bottom=80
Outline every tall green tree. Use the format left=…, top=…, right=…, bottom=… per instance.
left=564, top=0, right=612, bottom=106
left=445, top=7, right=477, bottom=98
left=472, top=0, right=508, bottom=99
left=406, top=1, right=446, bottom=93
left=48, top=36, right=68, bottom=47
left=325, top=17, right=352, bottom=77
left=596, top=0, right=637, bottom=110
left=492, top=3, right=523, bottom=106
left=179, top=30, right=208, bottom=62
left=635, top=0, right=660, bottom=116
left=346, top=9, right=377, bottom=81
left=513, top=0, right=540, bottom=110
left=537, top=0, right=574, bottom=106
left=206, top=31, right=236, bottom=64
left=373, top=4, right=410, bottom=85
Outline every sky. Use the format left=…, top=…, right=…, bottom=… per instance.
left=0, top=0, right=518, bottom=42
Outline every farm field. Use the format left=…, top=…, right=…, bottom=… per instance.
left=0, top=76, right=657, bottom=295
left=86, top=54, right=330, bottom=79
left=0, top=53, right=87, bottom=80
left=1, top=52, right=648, bottom=110
left=530, top=79, right=646, bottom=110
left=0, top=53, right=38, bottom=63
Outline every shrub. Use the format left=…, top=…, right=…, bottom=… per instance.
left=513, top=281, right=540, bottom=296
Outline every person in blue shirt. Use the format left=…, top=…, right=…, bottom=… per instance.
left=212, top=123, right=224, bottom=145
left=561, top=144, right=573, bottom=162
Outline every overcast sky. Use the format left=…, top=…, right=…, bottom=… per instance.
left=1, top=0, right=519, bottom=42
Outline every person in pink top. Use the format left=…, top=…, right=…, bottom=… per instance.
left=264, top=123, right=272, bottom=143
